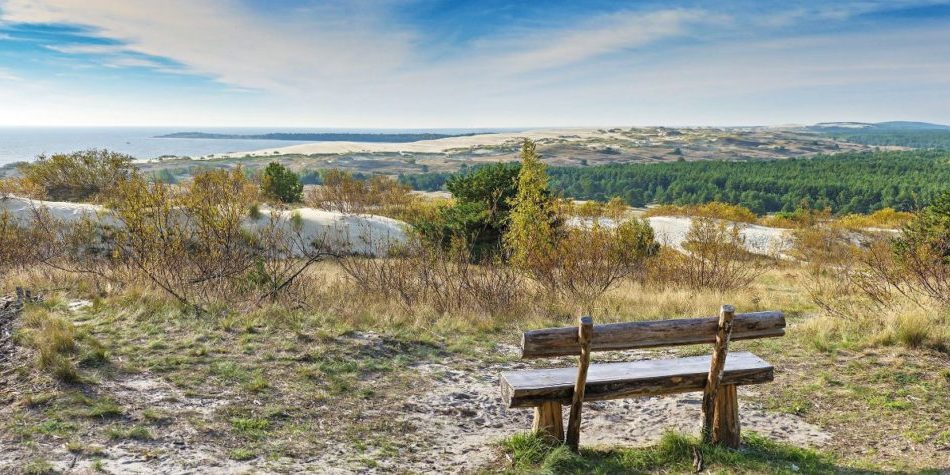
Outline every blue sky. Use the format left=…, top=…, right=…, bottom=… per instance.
left=0, top=0, right=949, bottom=127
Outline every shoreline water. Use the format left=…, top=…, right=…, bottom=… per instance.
left=0, top=127, right=514, bottom=165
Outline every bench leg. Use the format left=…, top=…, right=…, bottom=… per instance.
left=532, top=402, right=564, bottom=442
left=713, top=384, right=740, bottom=448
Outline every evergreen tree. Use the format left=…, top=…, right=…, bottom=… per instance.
left=506, top=139, right=560, bottom=269
left=260, top=162, right=303, bottom=203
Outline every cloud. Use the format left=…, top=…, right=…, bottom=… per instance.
left=0, top=67, right=20, bottom=81
left=45, top=44, right=126, bottom=55
left=473, top=9, right=723, bottom=74
left=0, top=0, right=948, bottom=126
left=0, top=0, right=417, bottom=93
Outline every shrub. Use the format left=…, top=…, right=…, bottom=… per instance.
left=891, top=191, right=950, bottom=305
left=108, top=168, right=262, bottom=310
left=414, top=162, right=520, bottom=257
left=650, top=217, right=770, bottom=291
left=533, top=219, right=659, bottom=313
left=644, top=202, right=758, bottom=224
left=0, top=209, right=37, bottom=271
left=337, top=235, right=526, bottom=317
left=17, top=149, right=136, bottom=202
left=0, top=176, right=45, bottom=199
left=260, top=162, right=303, bottom=203
left=306, top=170, right=412, bottom=216
left=837, top=208, right=914, bottom=230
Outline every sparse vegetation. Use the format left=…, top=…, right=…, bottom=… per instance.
left=1, top=142, right=948, bottom=472
left=16, top=149, right=136, bottom=202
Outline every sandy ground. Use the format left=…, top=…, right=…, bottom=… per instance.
left=0, top=296, right=829, bottom=473
left=222, top=128, right=609, bottom=158
left=4, top=339, right=828, bottom=474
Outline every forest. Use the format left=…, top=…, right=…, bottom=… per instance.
left=816, top=130, right=950, bottom=148
left=399, top=150, right=950, bottom=215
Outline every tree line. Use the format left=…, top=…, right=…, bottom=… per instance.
left=399, top=150, right=950, bottom=215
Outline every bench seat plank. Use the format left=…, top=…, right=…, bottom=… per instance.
left=501, top=352, right=773, bottom=408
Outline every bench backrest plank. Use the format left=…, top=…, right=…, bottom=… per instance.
left=521, top=311, right=784, bottom=358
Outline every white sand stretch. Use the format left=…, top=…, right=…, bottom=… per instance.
left=1, top=196, right=407, bottom=257
left=221, top=128, right=607, bottom=157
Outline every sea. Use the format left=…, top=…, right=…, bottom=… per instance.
left=0, top=127, right=505, bottom=166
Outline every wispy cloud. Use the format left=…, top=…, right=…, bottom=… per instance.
left=44, top=43, right=126, bottom=55
left=0, top=68, right=21, bottom=81
left=0, top=0, right=417, bottom=92
left=474, top=9, right=723, bottom=74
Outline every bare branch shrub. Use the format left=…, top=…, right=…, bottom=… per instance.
left=525, top=219, right=658, bottom=313
left=107, top=169, right=262, bottom=310
left=242, top=209, right=336, bottom=305
left=649, top=217, right=770, bottom=292
left=337, top=233, right=527, bottom=317
left=306, top=170, right=412, bottom=216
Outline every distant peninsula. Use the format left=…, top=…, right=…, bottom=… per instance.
left=155, top=132, right=485, bottom=143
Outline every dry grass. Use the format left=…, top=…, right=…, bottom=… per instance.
left=12, top=303, right=106, bottom=383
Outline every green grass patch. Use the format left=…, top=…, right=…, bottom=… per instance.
left=500, top=431, right=845, bottom=474
left=107, top=424, right=153, bottom=441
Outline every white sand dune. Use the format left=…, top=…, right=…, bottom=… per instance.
left=4, top=196, right=800, bottom=257
left=567, top=216, right=793, bottom=256
left=646, top=216, right=792, bottom=255
left=1, top=196, right=407, bottom=256
left=222, top=128, right=606, bottom=157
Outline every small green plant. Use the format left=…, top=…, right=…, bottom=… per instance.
left=107, top=425, right=153, bottom=441
left=231, top=417, right=270, bottom=439
left=21, top=458, right=55, bottom=475
left=230, top=448, right=257, bottom=461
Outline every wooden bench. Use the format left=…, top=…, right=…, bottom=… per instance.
left=500, top=305, right=785, bottom=450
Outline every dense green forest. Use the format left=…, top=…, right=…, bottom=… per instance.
left=399, top=150, right=950, bottom=214
left=807, top=124, right=950, bottom=149
left=817, top=130, right=950, bottom=149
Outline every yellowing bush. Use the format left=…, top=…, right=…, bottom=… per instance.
left=644, top=202, right=758, bottom=224
left=836, top=208, right=914, bottom=230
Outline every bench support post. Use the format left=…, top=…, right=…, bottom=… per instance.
left=702, top=304, right=735, bottom=446
left=532, top=402, right=564, bottom=442
left=715, top=384, right=740, bottom=448
left=566, top=316, right=593, bottom=452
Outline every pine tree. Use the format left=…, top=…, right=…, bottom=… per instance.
left=506, top=139, right=559, bottom=268
left=260, top=162, right=303, bottom=203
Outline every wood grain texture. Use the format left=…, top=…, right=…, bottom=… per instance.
left=532, top=401, right=564, bottom=441
left=714, top=384, right=741, bottom=448
left=702, top=305, right=735, bottom=444
left=520, top=311, right=784, bottom=358
left=566, top=316, right=593, bottom=451
left=501, top=352, right=772, bottom=408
